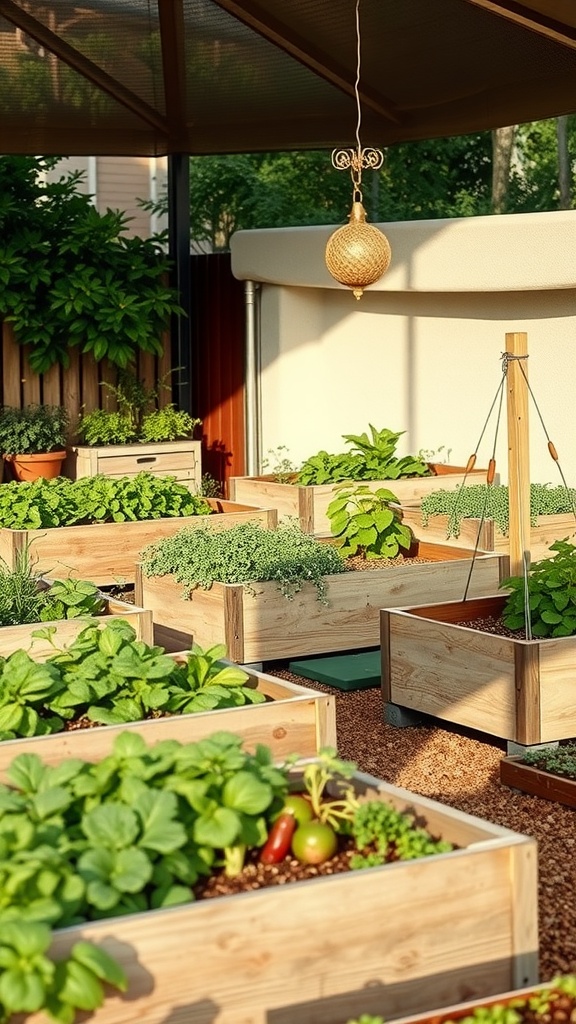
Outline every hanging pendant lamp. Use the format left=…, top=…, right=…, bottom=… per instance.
left=325, top=0, right=391, bottom=299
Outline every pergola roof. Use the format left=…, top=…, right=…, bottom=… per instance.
left=0, top=0, right=575, bottom=158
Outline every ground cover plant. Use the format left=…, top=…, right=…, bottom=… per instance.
left=140, top=520, right=347, bottom=603
left=521, top=743, right=576, bottom=781
left=344, top=975, right=576, bottom=1024
left=297, top=425, right=430, bottom=485
left=420, top=483, right=576, bottom=538
left=0, top=619, right=262, bottom=739
left=0, top=472, right=210, bottom=530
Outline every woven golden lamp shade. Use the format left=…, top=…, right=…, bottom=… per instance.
left=325, top=201, right=391, bottom=299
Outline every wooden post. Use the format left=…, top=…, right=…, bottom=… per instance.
left=506, top=332, right=531, bottom=578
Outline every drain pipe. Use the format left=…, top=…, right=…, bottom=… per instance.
left=244, top=280, right=262, bottom=475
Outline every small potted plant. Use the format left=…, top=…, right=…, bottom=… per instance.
left=0, top=404, right=69, bottom=481
left=66, top=368, right=203, bottom=491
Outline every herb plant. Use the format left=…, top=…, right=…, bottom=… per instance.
left=140, top=520, right=347, bottom=603
left=420, top=483, right=576, bottom=538
left=0, top=473, right=210, bottom=530
left=501, top=540, right=576, bottom=638
left=327, top=484, right=413, bottom=559
left=261, top=445, right=298, bottom=483
left=0, top=405, right=69, bottom=456
left=297, top=425, right=430, bottom=485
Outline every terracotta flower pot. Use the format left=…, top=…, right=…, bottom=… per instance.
left=3, top=450, right=67, bottom=481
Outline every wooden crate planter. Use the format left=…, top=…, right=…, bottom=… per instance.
left=0, top=592, right=152, bottom=659
left=0, top=665, right=335, bottom=782
left=29, top=767, right=537, bottom=1024
left=0, top=499, right=277, bottom=586
left=401, top=508, right=576, bottom=560
left=229, top=463, right=492, bottom=537
left=135, top=543, right=506, bottom=661
left=64, top=439, right=202, bottom=491
left=372, top=982, right=554, bottom=1024
left=500, top=755, right=576, bottom=808
left=381, top=594, right=576, bottom=745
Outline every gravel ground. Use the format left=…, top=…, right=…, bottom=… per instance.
left=268, top=666, right=576, bottom=983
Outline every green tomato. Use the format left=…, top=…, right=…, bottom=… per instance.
left=291, top=821, right=338, bottom=865
left=282, top=795, right=314, bottom=827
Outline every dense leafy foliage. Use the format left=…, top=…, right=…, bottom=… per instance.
left=0, top=473, right=210, bottom=530
left=327, top=484, right=413, bottom=560
left=0, top=157, right=182, bottom=373
left=523, top=743, right=576, bottom=780
left=0, top=405, right=69, bottom=456
left=501, top=540, right=576, bottom=638
left=297, top=425, right=430, bottom=486
left=140, top=520, right=347, bottom=602
left=0, top=619, right=263, bottom=739
left=0, top=549, right=104, bottom=627
left=420, top=483, right=576, bottom=538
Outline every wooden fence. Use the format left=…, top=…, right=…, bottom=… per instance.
left=0, top=253, right=247, bottom=489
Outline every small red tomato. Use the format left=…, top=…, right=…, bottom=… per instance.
left=282, top=794, right=314, bottom=827
left=260, top=812, right=297, bottom=864
left=291, top=821, right=338, bottom=865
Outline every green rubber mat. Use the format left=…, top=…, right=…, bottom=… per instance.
left=288, top=649, right=381, bottom=691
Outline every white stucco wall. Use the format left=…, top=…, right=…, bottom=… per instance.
left=231, top=211, right=576, bottom=485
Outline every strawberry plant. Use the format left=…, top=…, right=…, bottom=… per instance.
left=327, top=484, right=413, bottom=559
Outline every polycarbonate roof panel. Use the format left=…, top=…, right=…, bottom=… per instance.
left=0, top=0, right=575, bottom=156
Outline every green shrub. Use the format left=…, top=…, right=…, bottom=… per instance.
left=0, top=405, right=69, bottom=456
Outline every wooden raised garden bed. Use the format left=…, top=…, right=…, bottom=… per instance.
left=500, top=754, right=576, bottom=808
left=377, top=980, right=563, bottom=1024
left=0, top=663, right=336, bottom=782
left=381, top=594, right=576, bottom=745
left=401, top=507, right=576, bottom=560
left=33, top=765, right=537, bottom=1024
left=0, top=591, right=152, bottom=659
left=64, top=439, right=203, bottom=491
left=0, top=499, right=277, bottom=585
left=229, top=463, right=492, bottom=537
left=135, top=543, right=506, bottom=661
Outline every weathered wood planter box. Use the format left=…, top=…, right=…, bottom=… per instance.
left=401, top=508, right=576, bottom=560
left=381, top=594, right=576, bottom=745
left=0, top=665, right=335, bottom=782
left=32, top=766, right=537, bottom=1024
left=373, top=982, right=553, bottom=1024
left=65, top=439, right=202, bottom=491
left=0, top=499, right=277, bottom=585
left=0, top=591, right=152, bottom=659
left=135, top=543, right=506, bottom=661
left=500, top=755, right=576, bottom=808
left=229, top=464, right=491, bottom=537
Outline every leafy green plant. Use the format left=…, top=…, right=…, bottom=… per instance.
left=0, top=920, right=126, bottom=1024
left=199, top=472, right=223, bottom=498
left=0, top=547, right=104, bottom=627
left=350, top=800, right=453, bottom=870
left=327, top=484, right=413, bottom=559
left=0, top=619, right=265, bottom=738
left=501, top=540, right=576, bottom=638
left=420, top=483, right=576, bottom=538
left=297, top=425, right=430, bottom=485
left=139, top=406, right=200, bottom=443
left=522, top=743, right=576, bottom=780
left=76, top=409, right=137, bottom=446
left=0, top=157, right=183, bottom=374
left=0, top=473, right=210, bottom=530
left=0, top=405, right=69, bottom=456
left=140, top=520, right=346, bottom=603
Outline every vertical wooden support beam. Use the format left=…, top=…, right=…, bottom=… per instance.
left=506, top=332, right=531, bottom=578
